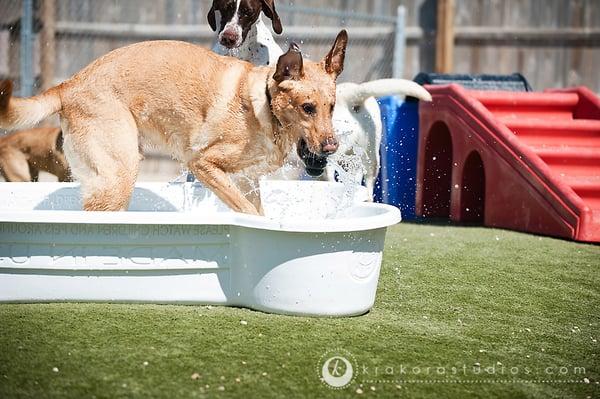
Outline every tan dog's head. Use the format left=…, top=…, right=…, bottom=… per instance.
left=269, top=30, right=348, bottom=157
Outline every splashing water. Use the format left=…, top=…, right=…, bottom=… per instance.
left=169, top=168, right=196, bottom=211
left=327, top=147, right=368, bottom=216
left=230, top=172, right=261, bottom=199
left=166, top=149, right=367, bottom=218
left=170, top=168, right=192, bottom=184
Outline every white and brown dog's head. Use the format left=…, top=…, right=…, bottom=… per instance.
left=268, top=30, right=348, bottom=172
left=208, top=0, right=282, bottom=49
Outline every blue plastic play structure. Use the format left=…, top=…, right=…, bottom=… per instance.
left=374, top=97, right=420, bottom=220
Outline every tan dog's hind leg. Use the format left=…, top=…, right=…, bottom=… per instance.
left=0, top=149, right=32, bottom=181
left=63, top=113, right=140, bottom=211
left=188, top=156, right=259, bottom=215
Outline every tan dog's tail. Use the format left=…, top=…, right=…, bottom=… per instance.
left=0, top=80, right=62, bottom=130
left=338, top=79, right=432, bottom=106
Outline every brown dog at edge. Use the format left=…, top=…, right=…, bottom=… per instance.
left=0, top=30, right=348, bottom=214
left=0, top=127, right=71, bottom=182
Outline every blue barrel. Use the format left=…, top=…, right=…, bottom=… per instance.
left=374, top=97, right=420, bottom=220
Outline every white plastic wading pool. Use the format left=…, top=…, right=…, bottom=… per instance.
left=0, top=181, right=400, bottom=316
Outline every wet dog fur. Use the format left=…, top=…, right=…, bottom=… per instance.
left=0, top=31, right=347, bottom=214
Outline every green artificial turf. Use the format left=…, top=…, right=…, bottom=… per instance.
left=0, top=222, right=598, bottom=398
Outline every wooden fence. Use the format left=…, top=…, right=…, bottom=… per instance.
left=1, top=0, right=599, bottom=92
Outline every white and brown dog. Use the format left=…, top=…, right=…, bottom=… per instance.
left=209, top=0, right=283, bottom=66
left=0, top=31, right=348, bottom=214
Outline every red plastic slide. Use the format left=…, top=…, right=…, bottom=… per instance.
left=417, top=84, right=600, bottom=243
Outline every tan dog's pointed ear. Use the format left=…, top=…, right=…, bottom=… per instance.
left=207, top=3, right=217, bottom=31
left=273, top=43, right=303, bottom=83
left=261, top=0, right=283, bottom=34
left=322, top=29, right=348, bottom=79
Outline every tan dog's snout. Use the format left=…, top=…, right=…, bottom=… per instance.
left=321, top=136, right=338, bottom=155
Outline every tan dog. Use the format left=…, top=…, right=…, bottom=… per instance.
left=0, top=127, right=71, bottom=182
left=0, top=31, right=347, bottom=214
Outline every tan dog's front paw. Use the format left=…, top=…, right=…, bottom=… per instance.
left=239, top=203, right=261, bottom=216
